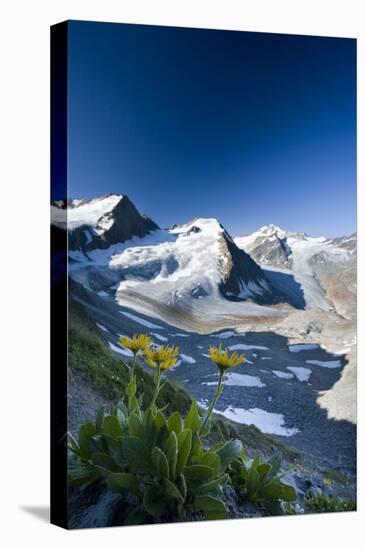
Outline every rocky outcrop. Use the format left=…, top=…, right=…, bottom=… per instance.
left=52, top=194, right=159, bottom=251
left=218, top=228, right=289, bottom=305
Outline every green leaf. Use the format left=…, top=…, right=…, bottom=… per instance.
left=260, top=481, right=284, bottom=501
left=87, top=434, right=109, bottom=455
left=68, top=456, right=99, bottom=487
left=184, top=464, right=214, bottom=480
left=102, top=415, right=123, bottom=438
left=153, top=410, right=167, bottom=431
left=116, top=399, right=128, bottom=416
left=122, top=436, right=152, bottom=473
left=199, top=416, right=212, bottom=438
left=178, top=473, right=187, bottom=501
left=246, top=465, right=260, bottom=498
left=201, top=452, right=221, bottom=477
left=267, top=452, right=282, bottom=480
left=107, top=472, right=141, bottom=496
left=163, top=477, right=184, bottom=503
left=251, top=455, right=262, bottom=470
left=176, top=430, right=192, bottom=475
left=152, top=446, right=170, bottom=478
left=280, top=483, right=297, bottom=502
left=128, top=395, right=141, bottom=416
left=142, top=409, right=158, bottom=448
left=156, top=424, right=170, bottom=449
left=143, top=408, right=154, bottom=431
left=193, top=474, right=228, bottom=495
left=216, top=439, right=243, bottom=473
left=128, top=413, right=144, bottom=438
left=95, top=407, right=105, bottom=433
left=164, top=431, right=178, bottom=480
left=193, top=495, right=228, bottom=520
left=116, top=408, right=127, bottom=432
left=78, top=421, right=96, bottom=458
left=167, top=411, right=182, bottom=435
left=184, top=401, right=200, bottom=433
left=90, top=452, right=117, bottom=472
left=67, top=431, right=80, bottom=454
left=191, top=434, right=204, bottom=460
left=124, top=506, right=150, bottom=526
left=143, top=485, right=166, bottom=518
left=126, top=377, right=137, bottom=397
left=257, top=463, right=272, bottom=480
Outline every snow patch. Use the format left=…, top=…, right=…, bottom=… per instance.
left=151, top=332, right=168, bottom=342
left=287, top=366, right=312, bottom=381
left=52, top=194, right=122, bottom=233
left=288, top=343, right=319, bottom=352
left=211, top=330, right=237, bottom=339
left=306, top=359, right=342, bottom=369
left=180, top=354, right=196, bottom=364
left=108, top=341, right=133, bottom=357
left=215, top=406, right=299, bottom=437
left=119, top=311, right=165, bottom=330
left=225, top=373, right=266, bottom=387
left=229, top=344, right=269, bottom=351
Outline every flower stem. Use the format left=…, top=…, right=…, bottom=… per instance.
left=199, top=372, right=224, bottom=436
left=130, top=353, right=137, bottom=381
left=150, top=362, right=162, bottom=409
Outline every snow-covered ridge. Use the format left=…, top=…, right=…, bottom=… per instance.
left=68, top=216, right=284, bottom=322
left=234, top=224, right=355, bottom=312
left=51, top=194, right=123, bottom=233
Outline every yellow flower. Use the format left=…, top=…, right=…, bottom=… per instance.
left=209, top=344, right=245, bottom=373
left=144, top=344, right=180, bottom=370
left=119, top=333, right=152, bottom=354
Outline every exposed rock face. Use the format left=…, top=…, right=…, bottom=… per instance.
left=249, top=233, right=293, bottom=268
left=235, top=225, right=357, bottom=318
left=218, top=229, right=278, bottom=303
left=51, top=194, right=159, bottom=251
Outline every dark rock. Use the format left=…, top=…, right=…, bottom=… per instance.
left=68, top=484, right=125, bottom=529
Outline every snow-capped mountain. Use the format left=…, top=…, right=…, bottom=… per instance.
left=234, top=224, right=356, bottom=269
left=51, top=194, right=158, bottom=251
left=52, top=194, right=356, bottom=324
left=65, top=216, right=294, bottom=325
left=53, top=195, right=309, bottom=327
left=235, top=224, right=356, bottom=319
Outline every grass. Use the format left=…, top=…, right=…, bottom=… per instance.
left=68, top=300, right=192, bottom=415
left=304, top=494, right=356, bottom=513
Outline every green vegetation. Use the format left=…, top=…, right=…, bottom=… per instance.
left=68, top=300, right=301, bottom=461
left=67, top=300, right=354, bottom=523
left=228, top=452, right=296, bottom=513
left=68, top=302, right=191, bottom=415
left=304, top=493, right=356, bottom=514
left=68, top=330, right=246, bottom=523
left=69, top=400, right=244, bottom=523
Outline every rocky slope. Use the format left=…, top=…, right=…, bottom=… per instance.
left=51, top=193, right=159, bottom=251
left=235, top=224, right=356, bottom=320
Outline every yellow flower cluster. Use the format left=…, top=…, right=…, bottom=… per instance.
left=209, top=344, right=245, bottom=373
left=144, top=344, right=180, bottom=370
left=118, top=333, right=245, bottom=376
left=119, top=333, right=152, bottom=354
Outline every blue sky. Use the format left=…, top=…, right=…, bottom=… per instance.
left=65, top=21, right=356, bottom=237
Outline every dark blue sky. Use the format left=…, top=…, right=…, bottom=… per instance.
left=66, top=21, right=356, bottom=237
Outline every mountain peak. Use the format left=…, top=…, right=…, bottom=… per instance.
left=51, top=193, right=159, bottom=251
